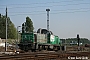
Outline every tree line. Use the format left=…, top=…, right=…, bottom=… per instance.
left=0, top=14, right=17, bottom=39
left=0, top=14, right=34, bottom=39
left=60, top=38, right=90, bottom=45
left=22, top=16, right=34, bottom=33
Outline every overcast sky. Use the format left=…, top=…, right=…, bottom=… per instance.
left=0, top=0, right=90, bottom=39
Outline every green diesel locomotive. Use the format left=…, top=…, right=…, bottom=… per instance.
left=18, top=28, right=61, bottom=51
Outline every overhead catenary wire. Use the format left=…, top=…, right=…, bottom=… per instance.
left=4, top=7, right=90, bottom=13
left=0, top=0, right=90, bottom=16
left=1, top=7, right=90, bottom=16
left=0, top=7, right=89, bottom=14
left=0, top=2, right=90, bottom=9
left=51, top=9, right=90, bottom=14
left=8, top=10, right=90, bottom=16
left=0, top=0, right=84, bottom=6
left=0, top=6, right=90, bottom=16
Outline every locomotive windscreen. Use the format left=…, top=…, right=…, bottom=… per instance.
left=37, top=28, right=53, bottom=34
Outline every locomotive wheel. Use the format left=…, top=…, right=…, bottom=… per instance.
left=45, top=46, right=47, bottom=50
left=42, top=45, right=45, bottom=50
left=47, top=46, right=50, bottom=51
left=53, top=46, right=58, bottom=51
left=38, top=45, right=41, bottom=51
left=23, top=45, right=28, bottom=52
left=53, top=46, right=55, bottom=51
left=57, top=46, right=60, bottom=50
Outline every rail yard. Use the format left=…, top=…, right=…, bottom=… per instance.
left=0, top=26, right=90, bottom=60
left=0, top=0, right=90, bottom=60
left=0, top=28, right=90, bottom=60
left=0, top=45, right=90, bottom=60
left=0, top=51, right=90, bottom=60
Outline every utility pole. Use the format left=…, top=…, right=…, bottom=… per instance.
left=5, top=7, right=7, bottom=51
left=77, top=34, right=80, bottom=51
left=16, top=26, right=20, bottom=52
left=46, top=9, right=50, bottom=31
left=77, top=34, right=80, bottom=46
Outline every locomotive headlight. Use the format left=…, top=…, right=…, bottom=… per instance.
left=51, top=39, right=54, bottom=42
left=50, top=35, right=54, bottom=42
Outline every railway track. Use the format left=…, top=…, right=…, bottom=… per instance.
left=0, top=51, right=90, bottom=60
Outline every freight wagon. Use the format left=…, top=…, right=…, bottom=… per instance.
left=18, top=28, right=61, bottom=52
